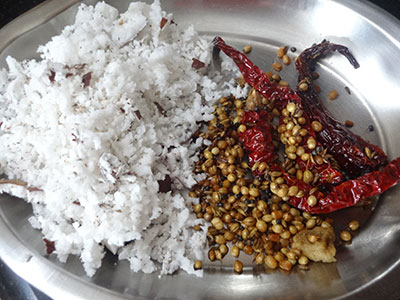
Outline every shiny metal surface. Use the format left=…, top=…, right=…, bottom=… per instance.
left=1, top=0, right=400, bottom=299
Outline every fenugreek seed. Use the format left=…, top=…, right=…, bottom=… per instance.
left=288, top=137, right=297, bottom=145
left=287, top=186, right=299, bottom=197
left=307, top=234, right=318, bottom=243
left=262, top=214, right=273, bottom=223
left=277, top=47, right=286, bottom=58
left=204, top=150, right=213, bottom=159
left=290, top=208, right=300, bottom=216
left=299, top=82, right=308, bottom=91
left=203, top=213, right=212, bottom=222
left=303, top=170, right=314, bottom=184
left=321, top=221, right=332, bottom=229
left=265, top=255, right=278, bottom=269
left=289, top=225, right=298, bottom=235
left=282, top=55, right=291, bottom=65
left=234, top=99, right=243, bottom=108
left=256, top=253, right=265, bottom=265
left=271, top=210, right=283, bottom=220
left=328, top=89, right=338, bottom=100
left=348, top=220, right=360, bottom=231
left=287, top=102, right=296, bottom=114
left=307, top=138, right=316, bottom=150
left=270, top=171, right=282, bottom=177
left=306, top=219, right=316, bottom=229
left=189, top=191, right=198, bottom=198
left=278, top=125, right=286, bottom=134
left=272, top=62, right=282, bottom=72
left=224, top=229, right=235, bottom=241
left=287, top=153, right=297, bottom=160
left=208, top=165, right=217, bottom=175
left=215, top=235, right=226, bottom=245
left=274, top=252, right=285, bottom=262
left=232, top=185, right=240, bottom=194
left=212, top=191, right=221, bottom=202
left=251, top=161, right=260, bottom=172
left=237, top=241, right=245, bottom=250
left=194, top=260, right=202, bottom=270
left=243, top=245, right=254, bottom=255
left=258, top=162, right=267, bottom=172
left=211, top=217, right=224, bottom=230
left=240, top=186, right=249, bottom=195
left=286, top=121, right=294, bottom=131
left=249, top=187, right=260, bottom=197
left=272, top=108, right=281, bottom=117
left=345, top=120, right=354, bottom=128
left=287, top=145, right=297, bottom=153
left=257, top=200, right=268, bottom=212
left=217, top=140, right=227, bottom=149
left=298, top=256, right=309, bottom=266
left=240, top=161, right=249, bottom=169
left=279, top=80, right=289, bottom=87
left=231, top=245, right=240, bottom=257
left=340, top=230, right=352, bottom=242
left=272, top=74, right=281, bottom=81
left=215, top=249, right=223, bottom=261
left=280, top=230, right=291, bottom=239
left=299, top=128, right=308, bottom=136
left=301, top=153, right=310, bottom=161
left=219, top=244, right=228, bottom=255
left=286, top=251, right=297, bottom=260
left=238, top=124, right=247, bottom=133
left=211, top=147, right=220, bottom=155
left=243, top=217, right=256, bottom=227
left=311, top=121, right=322, bottom=132
left=256, top=219, right=268, bottom=233
left=229, top=223, right=240, bottom=234
left=243, top=45, right=252, bottom=54
left=193, top=203, right=202, bottom=213
left=208, top=248, right=216, bottom=261
left=277, top=188, right=288, bottom=198
left=227, top=173, right=236, bottom=182
left=204, top=158, right=213, bottom=168
left=272, top=224, right=283, bottom=234
left=275, top=177, right=284, bottom=185
left=233, top=260, right=243, bottom=274
left=307, top=195, right=317, bottom=207
left=297, top=117, right=306, bottom=125
left=193, top=224, right=201, bottom=231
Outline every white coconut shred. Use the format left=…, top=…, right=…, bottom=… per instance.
left=0, top=1, right=248, bottom=276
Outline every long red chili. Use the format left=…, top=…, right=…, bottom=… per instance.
left=287, top=157, right=400, bottom=214
left=213, top=36, right=400, bottom=214
left=240, top=110, right=275, bottom=169
left=295, top=41, right=387, bottom=177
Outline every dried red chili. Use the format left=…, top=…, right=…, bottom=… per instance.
left=295, top=40, right=387, bottom=177
left=240, top=110, right=274, bottom=169
left=286, top=157, right=400, bottom=214
left=213, top=36, right=400, bottom=213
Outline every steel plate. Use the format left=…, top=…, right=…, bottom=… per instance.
left=1, top=0, right=400, bottom=299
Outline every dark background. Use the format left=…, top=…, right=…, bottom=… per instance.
left=0, top=0, right=399, bottom=300
left=0, top=0, right=400, bottom=27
